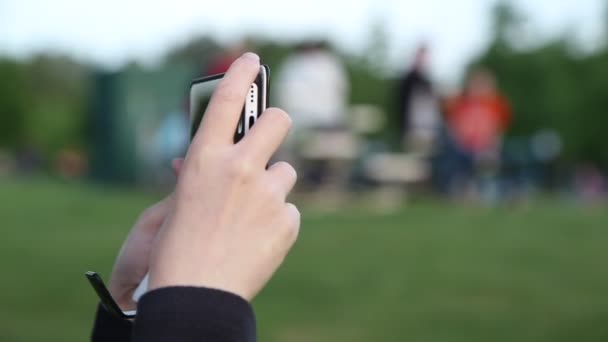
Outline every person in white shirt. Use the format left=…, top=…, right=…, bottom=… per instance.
left=276, top=41, right=349, bottom=131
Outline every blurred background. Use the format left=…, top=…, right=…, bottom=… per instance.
left=1, top=0, right=607, bottom=341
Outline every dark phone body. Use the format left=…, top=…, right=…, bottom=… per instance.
left=189, top=64, right=270, bottom=142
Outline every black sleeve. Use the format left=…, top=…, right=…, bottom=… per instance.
left=91, top=304, right=133, bottom=342
left=396, top=73, right=414, bottom=140
left=132, top=287, right=257, bottom=342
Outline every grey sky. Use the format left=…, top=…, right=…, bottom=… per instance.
left=0, top=0, right=604, bottom=84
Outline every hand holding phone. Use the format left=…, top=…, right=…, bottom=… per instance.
left=145, top=53, right=299, bottom=302
left=131, top=61, right=271, bottom=303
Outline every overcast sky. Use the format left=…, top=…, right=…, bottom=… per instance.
left=0, top=0, right=604, bottom=84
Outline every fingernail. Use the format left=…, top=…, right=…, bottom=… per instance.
left=242, top=52, right=260, bottom=63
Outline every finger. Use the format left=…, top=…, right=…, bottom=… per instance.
left=194, top=52, right=260, bottom=146
left=239, top=108, right=292, bottom=165
left=266, top=161, right=297, bottom=198
left=171, top=158, right=184, bottom=177
left=284, top=202, right=301, bottom=242
left=138, top=195, right=174, bottom=232
left=286, top=203, right=301, bottom=227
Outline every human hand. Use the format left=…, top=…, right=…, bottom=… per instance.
left=108, top=159, right=184, bottom=310
left=148, top=52, right=300, bottom=301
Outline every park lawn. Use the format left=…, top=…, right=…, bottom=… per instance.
left=0, top=178, right=607, bottom=342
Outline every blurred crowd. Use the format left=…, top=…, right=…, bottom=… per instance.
left=129, top=41, right=606, bottom=206
left=1, top=37, right=606, bottom=206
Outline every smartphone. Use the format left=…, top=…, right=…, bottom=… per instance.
left=130, top=64, right=270, bottom=304
left=189, top=64, right=270, bottom=142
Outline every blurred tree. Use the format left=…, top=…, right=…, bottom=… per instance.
left=164, top=36, right=221, bottom=72
left=0, top=59, right=27, bottom=148
left=349, top=22, right=394, bottom=143
left=472, top=1, right=608, bottom=169
left=364, top=19, right=391, bottom=76
left=491, top=0, right=525, bottom=50
left=21, top=54, right=89, bottom=155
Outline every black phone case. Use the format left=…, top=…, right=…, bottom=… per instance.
left=190, top=64, right=270, bottom=143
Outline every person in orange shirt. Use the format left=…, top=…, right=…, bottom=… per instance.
left=444, top=68, right=512, bottom=198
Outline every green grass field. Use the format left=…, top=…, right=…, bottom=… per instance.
left=1, top=178, right=607, bottom=341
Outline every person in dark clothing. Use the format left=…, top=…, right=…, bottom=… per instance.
left=395, top=44, right=441, bottom=155
left=91, top=52, right=300, bottom=341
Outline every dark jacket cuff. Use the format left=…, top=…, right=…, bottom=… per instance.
left=92, top=303, right=133, bottom=342
left=133, top=286, right=256, bottom=342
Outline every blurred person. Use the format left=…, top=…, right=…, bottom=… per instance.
left=276, top=41, right=348, bottom=130
left=395, top=44, right=441, bottom=156
left=574, top=163, right=606, bottom=203
left=151, top=110, right=190, bottom=185
left=16, top=144, right=43, bottom=174
left=55, top=148, right=88, bottom=179
left=276, top=41, right=350, bottom=188
left=445, top=68, right=512, bottom=199
left=91, top=53, right=300, bottom=342
left=0, top=148, right=16, bottom=176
